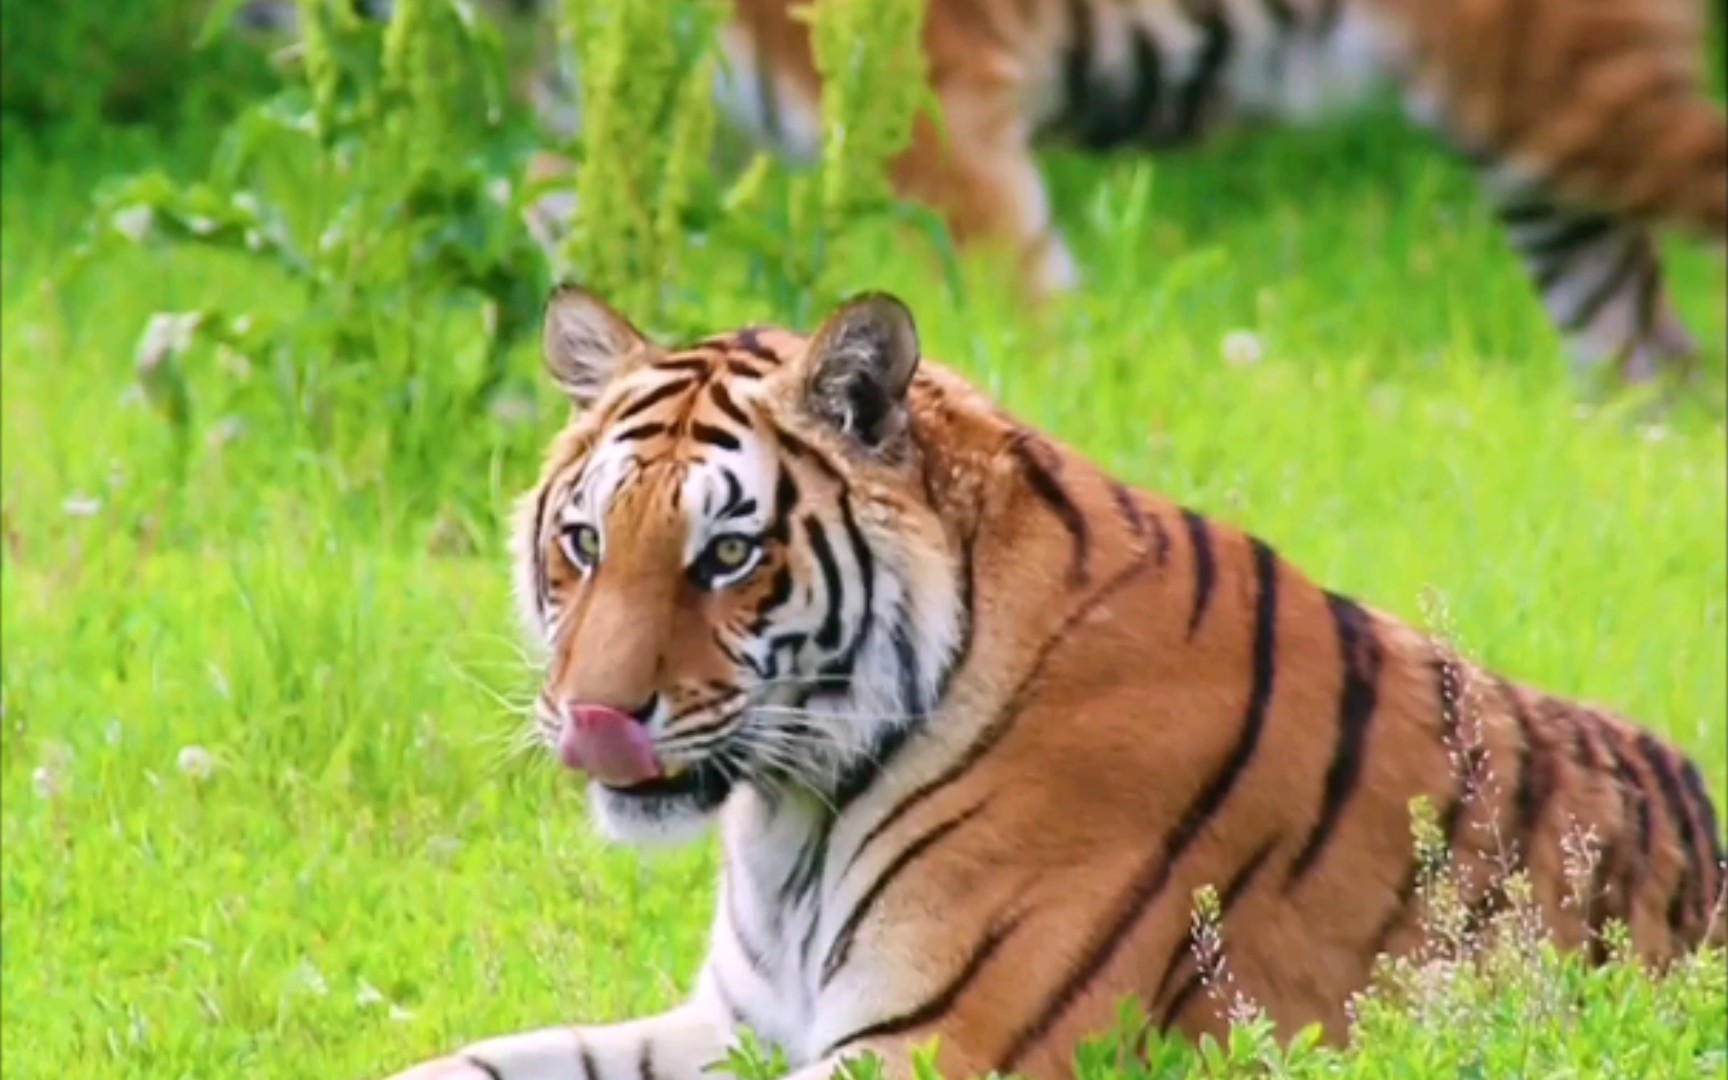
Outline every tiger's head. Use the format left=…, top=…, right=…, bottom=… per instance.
left=513, top=287, right=969, bottom=845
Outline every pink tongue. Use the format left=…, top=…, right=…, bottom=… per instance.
left=559, top=705, right=663, bottom=787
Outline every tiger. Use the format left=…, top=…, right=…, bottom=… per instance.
left=516, top=0, right=1728, bottom=385
left=375, top=286, right=1727, bottom=1080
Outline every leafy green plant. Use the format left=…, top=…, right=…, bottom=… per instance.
left=66, top=0, right=549, bottom=514
left=548, top=0, right=957, bottom=333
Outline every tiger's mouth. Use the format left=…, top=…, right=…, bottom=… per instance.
left=597, top=758, right=733, bottom=808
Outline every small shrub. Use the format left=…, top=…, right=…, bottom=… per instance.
left=67, top=0, right=550, bottom=519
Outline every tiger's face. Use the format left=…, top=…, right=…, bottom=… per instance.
left=513, top=287, right=963, bottom=845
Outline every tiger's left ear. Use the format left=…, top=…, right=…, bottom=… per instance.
left=800, top=292, right=921, bottom=447
left=543, top=284, right=651, bottom=407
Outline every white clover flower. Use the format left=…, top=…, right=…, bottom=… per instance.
left=177, top=745, right=216, bottom=783
left=32, top=765, right=60, bottom=800
left=1221, top=329, right=1264, bottom=367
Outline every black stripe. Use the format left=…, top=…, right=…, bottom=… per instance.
left=708, top=381, right=751, bottom=427
left=1111, top=480, right=1147, bottom=537
left=837, top=496, right=877, bottom=666
left=1560, top=238, right=1645, bottom=332
left=726, top=358, right=767, bottom=379
left=1503, top=680, right=1552, bottom=864
left=805, top=518, right=846, bottom=642
left=776, top=428, right=847, bottom=481
left=1152, top=834, right=1280, bottom=1012
left=614, top=421, right=666, bottom=442
left=461, top=1056, right=505, bottom=1080
left=999, top=539, right=1279, bottom=1069
left=1594, top=718, right=1650, bottom=941
left=638, top=1041, right=658, bottom=1080
left=1060, top=0, right=1096, bottom=140
left=822, top=909, right=1025, bottom=1051
left=721, top=498, right=759, bottom=521
left=614, top=378, right=697, bottom=423
left=767, top=471, right=799, bottom=544
left=732, top=327, right=781, bottom=363
left=1636, top=732, right=1704, bottom=931
left=579, top=1042, right=600, bottom=1080
left=1151, top=512, right=1172, bottom=566
left=1520, top=214, right=1614, bottom=261
left=1181, top=509, right=1216, bottom=638
left=845, top=542, right=1162, bottom=871
left=1287, top=592, right=1382, bottom=888
left=1497, top=198, right=1559, bottom=229
left=690, top=420, right=742, bottom=451
left=892, top=613, right=925, bottom=721
left=1122, top=25, right=1164, bottom=144
left=821, top=800, right=990, bottom=986
left=1172, top=0, right=1233, bottom=140
left=1162, top=972, right=1204, bottom=1028
left=717, top=470, right=745, bottom=517
left=1009, top=434, right=1091, bottom=586
left=1679, top=760, right=1725, bottom=907
left=780, top=828, right=829, bottom=907
left=747, top=565, right=794, bottom=636
left=1602, top=725, right=1654, bottom=858
left=752, top=51, right=783, bottom=145
left=651, top=357, right=712, bottom=374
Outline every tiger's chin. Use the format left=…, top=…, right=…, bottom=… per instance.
left=585, top=760, right=735, bottom=848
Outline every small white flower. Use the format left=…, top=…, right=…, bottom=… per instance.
left=61, top=494, right=102, bottom=518
left=32, top=765, right=60, bottom=800
left=112, top=205, right=155, bottom=242
left=206, top=417, right=247, bottom=449
left=104, top=719, right=124, bottom=746
left=355, top=980, right=388, bottom=1008
left=1221, top=329, right=1264, bottom=367
left=425, top=835, right=463, bottom=863
left=288, top=960, right=329, bottom=997
left=177, top=745, right=216, bottom=783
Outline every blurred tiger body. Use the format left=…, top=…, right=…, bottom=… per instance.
left=379, top=289, right=1725, bottom=1080
left=697, top=0, right=1726, bottom=381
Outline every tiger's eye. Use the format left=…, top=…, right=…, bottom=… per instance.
left=567, top=524, right=601, bottom=565
left=712, top=535, right=750, bottom=569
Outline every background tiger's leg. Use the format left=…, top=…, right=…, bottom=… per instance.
left=889, top=93, right=1078, bottom=299
left=378, top=1003, right=731, bottom=1080
left=1486, top=187, right=1698, bottom=383
left=1390, top=0, right=1726, bottom=382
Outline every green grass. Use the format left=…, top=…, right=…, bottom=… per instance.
left=4, top=65, right=1727, bottom=1080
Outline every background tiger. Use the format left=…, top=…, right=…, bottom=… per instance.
left=377, top=286, right=1726, bottom=1080
left=522, top=0, right=1728, bottom=386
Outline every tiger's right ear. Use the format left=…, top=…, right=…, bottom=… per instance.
left=543, top=285, right=651, bottom=407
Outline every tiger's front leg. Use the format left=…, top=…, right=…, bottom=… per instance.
left=379, top=1001, right=731, bottom=1080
